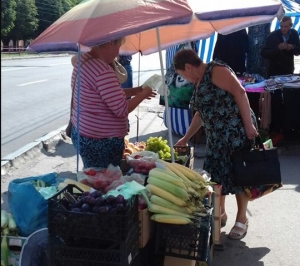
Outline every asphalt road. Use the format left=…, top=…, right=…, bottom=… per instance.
left=1, top=52, right=166, bottom=159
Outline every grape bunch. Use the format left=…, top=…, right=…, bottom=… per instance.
left=145, top=136, right=177, bottom=160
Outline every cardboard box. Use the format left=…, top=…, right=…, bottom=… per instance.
left=164, top=255, right=196, bottom=266
left=138, top=208, right=152, bottom=248
left=1, top=235, right=27, bottom=266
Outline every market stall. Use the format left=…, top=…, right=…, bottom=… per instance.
left=2, top=0, right=286, bottom=265
left=2, top=137, right=216, bottom=266
left=246, top=75, right=300, bottom=145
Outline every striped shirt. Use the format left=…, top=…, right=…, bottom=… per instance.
left=71, top=53, right=128, bottom=139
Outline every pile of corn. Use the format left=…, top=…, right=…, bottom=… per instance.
left=146, top=160, right=213, bottom=225
left=1, top=210, right=17, bottom=236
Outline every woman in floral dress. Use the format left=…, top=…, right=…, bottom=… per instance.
left=174, top=49, right=258, bottom=240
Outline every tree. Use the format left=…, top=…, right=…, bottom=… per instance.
left=35, top=0, right=81, bottom=36
left=1, top=0, right=17, bottom=38
left=247, top=24, right=271, bottom=78
left=7, top=0, right=38, bottom=44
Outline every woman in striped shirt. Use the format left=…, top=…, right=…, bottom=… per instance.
left=70, top=37, right=156, bottom=169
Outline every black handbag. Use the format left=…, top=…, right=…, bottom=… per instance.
left=232, top=136, right=281, bottom=186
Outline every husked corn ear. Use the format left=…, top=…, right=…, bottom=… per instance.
left=149, top=169, right=187, bottom=188
left=161, top=161, right=193, bottom=184
left=150, top=195, right=193, bottom=214
left=149, top=168, right=182, bottom=181
left=146, top=184, right=187, bottom=207
left=148, top=203, right=191, bottom=218
left=187, top=187, right=199, bottom=198
left=7, top=213, right=17, bottom=231
left=170, top=162, right=205, bottom=182
left=147, top=176, right=190, bottom=200
left=1, top=210, right=8, bottom=229
left=151, top=214, right=192, bottom=225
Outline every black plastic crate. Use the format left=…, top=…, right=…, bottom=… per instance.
left=48, top=185, right=138, bottom=243
left=164, top=146, right=194, bottom=168
left=154, top=214, right=212, bottom=262
left=49, top=223, right=139, bottom=266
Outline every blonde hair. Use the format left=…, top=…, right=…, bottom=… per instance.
left=97, top=37, right=126, bottom=48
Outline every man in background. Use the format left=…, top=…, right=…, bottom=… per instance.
left=261, top=16, right=300, bottom=77
left=118, top=55, right=133, bottom=88
left=118, top=55, right=133, bottom=133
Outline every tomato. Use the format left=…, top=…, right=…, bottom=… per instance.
left=84, top=169, right=97, bottom=176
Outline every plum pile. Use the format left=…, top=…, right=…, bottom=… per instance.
left=68, top=191, right=127, bottom=214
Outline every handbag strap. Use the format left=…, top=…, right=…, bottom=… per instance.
left=254, top=135, right=265, bottom=150
left=244, top=135, right=265, bottom=151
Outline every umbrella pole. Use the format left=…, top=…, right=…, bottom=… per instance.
left=155, top=28, right=175, bottom=163
left=76, top=45, right=82, bottom=173
left=136, top=51, right=141, bottom=142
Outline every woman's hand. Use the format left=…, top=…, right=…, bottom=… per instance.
left=175, top=137, right=188, bottom=146
left=245, top=124, right=259, bottom=140
left=141, top=86, right=157, bottom=99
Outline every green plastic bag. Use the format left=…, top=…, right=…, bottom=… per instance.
left=105, top=181, right=150, bottom=206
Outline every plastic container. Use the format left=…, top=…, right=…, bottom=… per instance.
left=163, top=146, right=193, bottom=168
left=154, top=214, right=212, bottom=262
left=142, top=74, right=167, bottom=94
left=48, top=224, right=139, bottom=266
left=48, top=185, right=138, bottom=243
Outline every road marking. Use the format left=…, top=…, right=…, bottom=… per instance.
left=2, top=63, right=70, bottom=72
left=49, top=63, right=70, bottom=66
left=18, top=79, right=48, bottom=86
left=2, top=67, right=36, bottom=72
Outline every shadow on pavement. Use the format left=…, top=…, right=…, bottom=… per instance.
left=41, top=138, right=76, bottom=158
left=278, top=154, right=300, bottom=193
left=212, top=232, right=270, bottom=266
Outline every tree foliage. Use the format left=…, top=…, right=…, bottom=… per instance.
left=35, top=0, right=81, bottom=36
left=7, top=0, right=38, bottom=41
left=1, top=0, right=81, bottom=40
left=1, top=0, right=17, bottom=37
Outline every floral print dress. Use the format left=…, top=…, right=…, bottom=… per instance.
left=190, top=60, right=257, bottom=195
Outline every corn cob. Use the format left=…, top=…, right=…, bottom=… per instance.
left=170, top=162, right=205, bottom=182
left=147, top=176, right=190, bottom=200
left=2, top=227, right=9, bottom=236
left=146, top=184, right=187, bottom=207
left=187, top=187, right=199, bottom=198
left=1, top=211, right=8, bottom=229
left=149, top=169, right=187, bottom=189
left=161, top=161, right=193, bottom=184
left=148, top=203, right=191, bottom=218
left=151, top=214, right=192, bottom=225
left=7, top=213, right=17, bottom=231
left=150, top=195, right=193, bottom=214
left=149, top=168, right=182, bottom=181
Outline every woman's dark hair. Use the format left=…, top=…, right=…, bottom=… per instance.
left=173, top=49, right=202, bottom=70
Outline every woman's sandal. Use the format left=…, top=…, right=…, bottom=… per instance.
left=228, top=219, right=249, bottom=240
left=221, top=212, right=227, bottom=228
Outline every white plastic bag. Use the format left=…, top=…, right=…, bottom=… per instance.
left=126, top=151, right=158, bottom=174
left=142, top=74, right=168, bottom=94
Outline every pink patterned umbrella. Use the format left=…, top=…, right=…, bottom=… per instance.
left=28, top=0, right=284, bottom=54
left=121, top=0, right=284, bottom=55
left=28, top=0, right=193, bottom=53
